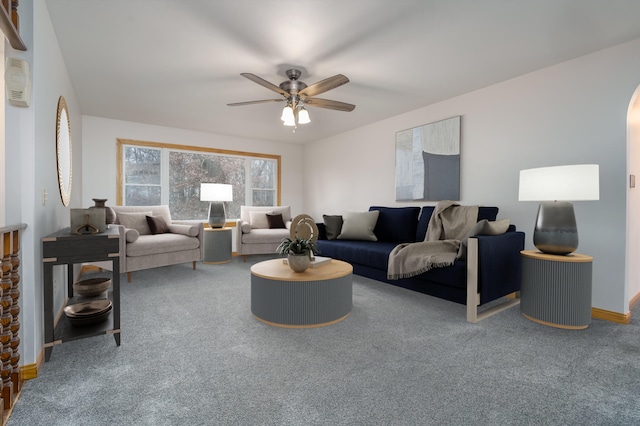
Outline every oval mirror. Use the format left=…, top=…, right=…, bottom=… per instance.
left=56, top=96, right=72, bottom=206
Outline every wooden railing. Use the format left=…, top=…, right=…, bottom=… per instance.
left=0, top=223, right=26, bottom=422
left=0, top=0, right=25, bottom=51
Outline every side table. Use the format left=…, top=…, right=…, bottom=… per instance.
left=204, top=227, right=232, bottom=264
left=520, top=250, right=593, bottom=329
left=42, top=226, right=121, bottom=361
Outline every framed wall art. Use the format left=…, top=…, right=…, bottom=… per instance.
left=395, top=116, right=460, bottom=201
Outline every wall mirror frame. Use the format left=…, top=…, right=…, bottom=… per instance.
left=56, top=95, right=72, bottom=206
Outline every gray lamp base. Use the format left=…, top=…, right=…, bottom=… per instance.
left=208, top=201, right=227, bottom=228
left=533, top=201, right=578, bottom=255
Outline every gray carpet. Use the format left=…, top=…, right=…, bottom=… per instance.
left=9, top=255, right=640, bottom=425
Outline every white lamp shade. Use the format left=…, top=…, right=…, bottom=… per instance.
left=200, top=183, right=233, bottom=202
left=298, top=107, right=311, bottom=124
left=518, top=164, right=599, bottom=201
left=281, top=106, right=295, bottom=126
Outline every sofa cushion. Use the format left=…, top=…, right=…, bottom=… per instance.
left=317, top=239, right=396, bottom=268
left=415, top=206, right=499, bottom=241
left=478, top=207, right=499, bottom=222
left=249, top=211, right=272, bottom=229
left=118, top=212, right=152, bottom=235
left=416, top=206, right=435, bottom=241
left=369, top=206, right=421, bottom=243
left=323, top=215, right=343, bottom=240
left=266, top=213, right=286, bottom=229
left=146, top=215, right=169, bottom=234
left=126, top=233, right=200, bottom=257
left=168, top=224, right=199, bottom=237
left=338, top=211, right=380, bottom=241
left=457, top=218, right=510, bottom=259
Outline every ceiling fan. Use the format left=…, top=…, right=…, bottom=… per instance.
left=227, top=69, right=355, bottom=129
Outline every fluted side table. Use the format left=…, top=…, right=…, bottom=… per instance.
left=203, top=227, right=232, bottom=264
left=520, top=250, right=593, bottom=329
left=251, top=259, right=353, bottom=328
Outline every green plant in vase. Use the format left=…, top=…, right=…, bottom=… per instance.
left=277, top=237, right=320, bottom=272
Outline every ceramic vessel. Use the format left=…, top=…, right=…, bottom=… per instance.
left=90, top=198, right=116, bottom=225
left=287, top=254, right=310, bottom=272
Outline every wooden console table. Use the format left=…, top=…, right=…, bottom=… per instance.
left=42, top=227, right=120, bottom=361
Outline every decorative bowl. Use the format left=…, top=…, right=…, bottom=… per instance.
left=73, top=278, right=111, bottom=297
left=64, top=300, right=112, bottom=326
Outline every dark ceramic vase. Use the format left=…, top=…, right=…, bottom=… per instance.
left=91, top=198, right=117, bottom=225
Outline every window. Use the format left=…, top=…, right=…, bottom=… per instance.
left=117, top=139, right=280, bottom=221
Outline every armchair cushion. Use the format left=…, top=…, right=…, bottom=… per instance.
left=168, top=223, right=199, bottom=237
left=146, top=215, right=169, bottom=234
left=117, top=211, right=152, bottom=235
left=266, top=213, right=286, bottom=229
left=250, top=211, right=272, bottom=229
left=125, top=228, right=139, bottom=243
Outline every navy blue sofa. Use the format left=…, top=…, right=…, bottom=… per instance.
left=316, top=206, right=525, bottom=322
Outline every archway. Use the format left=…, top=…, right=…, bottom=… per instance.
left=626, top=85, right=640, bottom=311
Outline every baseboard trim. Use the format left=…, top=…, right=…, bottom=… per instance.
left=592, top=307, right=631, bottom=324
left=20, top=364, right=37, bottom=381
left=630, top=292, right=640, bottom=310
left=20, top=348, right=44, bottom=381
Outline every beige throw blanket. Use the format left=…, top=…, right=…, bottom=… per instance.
left=387, top=201, right=479, bottom=280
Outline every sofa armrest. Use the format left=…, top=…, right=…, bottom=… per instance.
left=236, top=219, right=245, bottom=255
left=466, top=231, right=524, bottom=323
left=475, top=231, right=525, bottom=303
left=108, top=224, right=128, bottom=273
left=171, top=220, right=204, bottom=260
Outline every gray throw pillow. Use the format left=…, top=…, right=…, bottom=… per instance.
left=337, top=210, right=380, bottom=241
left=118, top=212, right=152, bottom=235
left=323, top=215, right=343, bottom=240
left=457, top=219, right=510, bottom=259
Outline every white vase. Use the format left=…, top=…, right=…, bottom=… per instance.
left=287, top=253, right=310, bottom=272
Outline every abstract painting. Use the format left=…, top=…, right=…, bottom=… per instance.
left=395, top=116, right=460, bottom=201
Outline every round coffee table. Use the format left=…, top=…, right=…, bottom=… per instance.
left=250, top=259, right=353, bottom=328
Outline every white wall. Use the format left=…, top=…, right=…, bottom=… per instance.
left=81, top=116, right=305, bottom=223
left=5, top=0, right=84, bottom=366
left=304, top=38, right=640, bottom=315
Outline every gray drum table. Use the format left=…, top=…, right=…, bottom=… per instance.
left=203, top=227, right=232, bottom=264
left=520, top=250, right=593, bottom=329
left=250, top=259, right=353, bottom=328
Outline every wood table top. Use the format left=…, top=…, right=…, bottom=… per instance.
left=250, top=258, right=353, bottom=282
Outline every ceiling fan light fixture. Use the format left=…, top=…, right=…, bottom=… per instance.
left=281, top=105, right=295, bottom=125
left=298, top=107, right=311, bottom=124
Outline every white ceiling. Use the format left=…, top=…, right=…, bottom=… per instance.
left=45, top=0, right=640, bottom=144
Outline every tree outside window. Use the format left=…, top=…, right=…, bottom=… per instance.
left=118, top=139, right=280, bottom=221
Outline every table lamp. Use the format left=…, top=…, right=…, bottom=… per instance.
left=518, top=164, right=599, bottom=255
left=200, top=183, right=233, bottom=228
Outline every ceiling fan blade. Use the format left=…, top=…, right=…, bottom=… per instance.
left=227, top=99, right=285, bottom=107
left=304, top=98, right=355, bottom=112
left=240, top=73, right=290, bottom=98
left=299, top=74, right=349, bottom=98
